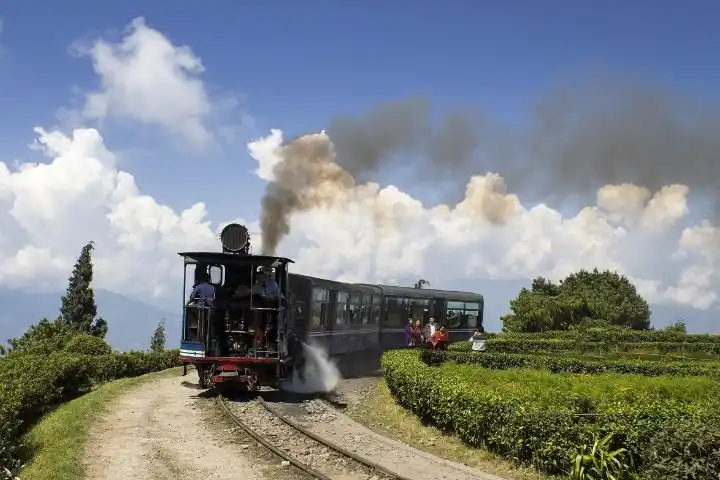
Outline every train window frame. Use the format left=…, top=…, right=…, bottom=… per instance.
left=447, top=300, right=465, bottom=310
left=349, top=293, right=363, bottom=326
left=311, top=287, right=329, bottom=326
left=445, top=308, right=466, bottom=329
left=384, top=296, right=405, bottom=327
left=208, top=265, right=223, bottom=285
left=368, top=295, right=381, bottom=324
left=336, top=291, right=350, bottom=326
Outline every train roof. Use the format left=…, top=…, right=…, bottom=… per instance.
left=289, top=273, right=383, bottom=294
left=288, top=273, right=482, bottom=301
left=360, top=283, right=484, bottom=302
left=179, top=252, right=295, bottom=266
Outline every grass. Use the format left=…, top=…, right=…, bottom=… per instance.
left=345, top=379, right=556, bottom=480
left=18, top=367, right=182, bottom=480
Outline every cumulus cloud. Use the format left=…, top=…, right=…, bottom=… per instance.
left=246, top=129, right=720, bottom=309
left=72, top=17, right=248, bottom=148
left=0, top=123, right=718, bottom=315
left=0, top=127, right=224, bottom=298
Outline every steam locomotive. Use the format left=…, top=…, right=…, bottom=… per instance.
left=178, top=223, right=483, bottom=390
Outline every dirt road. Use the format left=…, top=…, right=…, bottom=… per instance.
left=83, top=375, right=265, bottom=480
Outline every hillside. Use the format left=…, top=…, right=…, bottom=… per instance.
left=0, top=289, right=181, bottom=351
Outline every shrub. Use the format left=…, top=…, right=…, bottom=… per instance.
left=493, top=329, right=720, bottom=344
left=0, top=349, right=180, bottom=476
left=421, top=350, right=720, bottom=380
left=449, top=338, right=720, bottom=355
left=63, top=334, right=113, bottom=356
left=639, top=413, right=720, bottom=480
left=382, top=349, right=720, bottom=477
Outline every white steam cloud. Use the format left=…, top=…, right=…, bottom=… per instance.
left=280, top=342, right=342, bottom=394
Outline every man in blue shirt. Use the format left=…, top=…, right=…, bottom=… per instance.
left=189, top=270, right=215, bottom=304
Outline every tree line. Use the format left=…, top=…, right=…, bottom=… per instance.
left=1, top=242, right=166, bottom=356
left=416, top=268, right=685, bottom=333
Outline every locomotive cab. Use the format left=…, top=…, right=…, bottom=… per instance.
left=178, top=223, right=296, bottom=389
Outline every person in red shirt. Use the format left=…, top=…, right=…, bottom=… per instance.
left=431, top=326, right=449, bottom=350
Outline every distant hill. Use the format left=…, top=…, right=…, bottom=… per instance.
left=0, top=289, right=181, bottom=351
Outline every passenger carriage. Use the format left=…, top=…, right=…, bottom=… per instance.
left=178, top=223, right=484, bottom=390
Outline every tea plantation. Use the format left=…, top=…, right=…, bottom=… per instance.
left=382, top=333, right=720, bottom=479
left=0, top=242, right=181, bottom=479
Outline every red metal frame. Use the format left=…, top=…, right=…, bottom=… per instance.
left=179, top=356, right=283, bottom=364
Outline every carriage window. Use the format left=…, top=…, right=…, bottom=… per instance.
left=336, top=292, right=349, bottom=325
left=445, top=307, right=465, bottom=328
left=311, top=288, right=329, bottom=326
left=409, top=298, right=427, bottom=325
left=369, top=295, right=381, bottom=324
left=446, top=299, right=468, bottom=329
left=359, top=294, right=371, bottom=325
left=465, top=301, right=482, bottom=328
left=209, top=265, right=223, bottom=285
left=349, top=294, right=363, bottom=325
left=384, top=297, right=404, bottom=326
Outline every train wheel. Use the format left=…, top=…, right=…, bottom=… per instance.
left=197, top=365, right=212, bottom=389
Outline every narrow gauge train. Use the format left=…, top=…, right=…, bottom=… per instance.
left=178, top=223, right=484, bottom=390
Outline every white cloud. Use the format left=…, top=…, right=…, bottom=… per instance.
left=0, top=124, right=718, bottom=316
left=72, top=17, right=247, bottom=148
left=244, top=130, right=720, bottom=309
left=0, top=127, right=222, bottom=298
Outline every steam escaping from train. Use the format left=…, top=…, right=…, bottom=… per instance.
left=257, top=78, right=720, bottom=254
left=260, top=132, right=355, bottom=255
left=280, top=342, right=341, bottom=394
left=258, top=129, right=516, bottom=255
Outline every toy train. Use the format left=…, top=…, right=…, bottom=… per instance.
left=178, top=223, right=484, bottom=390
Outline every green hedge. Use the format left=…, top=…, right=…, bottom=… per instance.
left=449, top=338, right=720, bottom=355
left=0, top=349, right=179, bottom=477
left=382, top=349, right=720, bottom=478
left=421, top=349, right=720, bottom=380
left=498, top=329, right=720, bottom=344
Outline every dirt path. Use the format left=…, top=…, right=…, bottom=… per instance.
left=83, top=375, right=263, bottom=480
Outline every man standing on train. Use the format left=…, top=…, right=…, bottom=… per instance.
left=188, top=267, right=215, bottom=304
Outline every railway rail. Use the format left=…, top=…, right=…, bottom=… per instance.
left=217, top=394, right=413, bottom=480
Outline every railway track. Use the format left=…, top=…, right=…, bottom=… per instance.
left=217, top=394, right=413, bottom=480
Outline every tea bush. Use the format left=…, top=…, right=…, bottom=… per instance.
left=449, top=338, right=720, bottom=355
left=499, top=329, right=720, bottom=344
left=382, top=349, right=720, bottom=477
left=422, top=349, right=720, bottom=379
left=0, top=348, right=179, bottom=476
left=63, top=333, right=113, bottom=356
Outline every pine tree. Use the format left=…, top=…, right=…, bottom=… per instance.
left=59, top=241, right=108, bottom=337
left=150, top=318, right=167, bottom=352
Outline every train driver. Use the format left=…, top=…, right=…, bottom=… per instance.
left=251, top=267, right=280, bottom=298
left=188, top=269, right=215, bottom=305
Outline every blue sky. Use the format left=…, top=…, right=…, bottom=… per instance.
left=2, top=1, right=719, bottom=224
